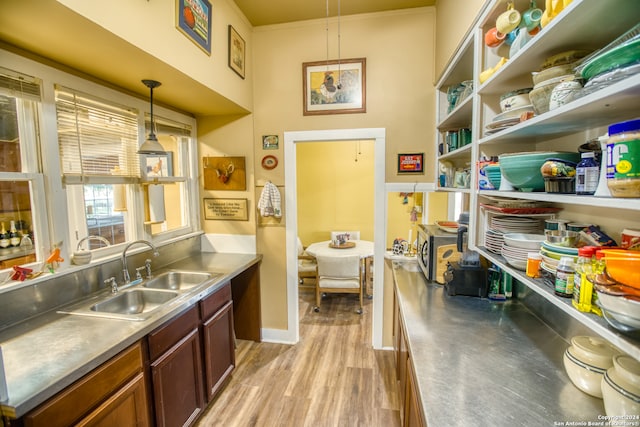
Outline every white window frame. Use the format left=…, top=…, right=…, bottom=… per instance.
left=0, top=47, right=201, bottom=275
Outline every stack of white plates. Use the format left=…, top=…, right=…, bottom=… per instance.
left=501, top=233, right=546, bottom=271
left=490, top=216, right=543, bottom=234
left=485, top=229, right=504, bottom=254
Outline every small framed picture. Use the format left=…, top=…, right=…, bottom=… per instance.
left=145, top=153, right=173, bottom=178
left=303, top=58, right=366, bottom=116
left=203, top=198, right=249, bottom=221
left=228, top=25, right=246, bottom=79
left=397, top=153, right=424, bottom=174
left=176, top=0, right=212, bottom=55
left=262, top=135, right=279, bottom=150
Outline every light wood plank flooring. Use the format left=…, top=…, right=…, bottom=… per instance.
left=195, top=290, right=401, bottom=427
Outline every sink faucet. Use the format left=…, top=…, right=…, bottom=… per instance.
left=121, top=240, right=159, bottom=284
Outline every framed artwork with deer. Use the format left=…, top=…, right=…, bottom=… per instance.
left=203, top=156, right=246, bottom=190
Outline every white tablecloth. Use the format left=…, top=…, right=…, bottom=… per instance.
left=304, top=240, right=374, bottom=259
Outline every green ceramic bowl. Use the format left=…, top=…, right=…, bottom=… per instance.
left=499, top=151, right=581, bottom=192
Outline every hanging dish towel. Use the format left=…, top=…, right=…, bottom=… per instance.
left=257, top=182, right=281, bottom=218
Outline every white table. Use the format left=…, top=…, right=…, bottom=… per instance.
left=304, top=240, right=374, bottom=259
left=305, top=240, right=374, bottom=295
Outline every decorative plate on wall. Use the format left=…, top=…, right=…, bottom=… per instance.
left=261, top=155, right=278, bottom=170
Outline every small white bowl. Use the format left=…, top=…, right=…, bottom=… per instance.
left=503, top=233, right=545, bottom=250
left=72, top=250, right=92, bottom=265
left=602, top=355, right=640, bottom=416
left=571, top=336, right=621, bottom=368
left=597, top=292, right=640, bottom=324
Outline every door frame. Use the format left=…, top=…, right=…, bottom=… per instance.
left=284, top=128, right=386, bottom=348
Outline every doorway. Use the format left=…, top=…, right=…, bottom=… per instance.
left=284, top=128, right=386, bottom=348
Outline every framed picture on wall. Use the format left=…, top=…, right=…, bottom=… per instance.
left=228, top=25, right=246, bottom=79
left=144, top=153, right=173, bottom=178
left=176, top=0, right=212, bottom=55
left=397, top=153, right=424, bottom=174
left=302, top=58, right=366, bottom=116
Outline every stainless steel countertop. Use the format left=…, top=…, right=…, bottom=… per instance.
left=0, top=252, right=261, bottom=418
left=392, top=263, right=605, bottom=426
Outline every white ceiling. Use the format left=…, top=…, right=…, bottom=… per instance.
left=233, top=0, right=437, bottom=26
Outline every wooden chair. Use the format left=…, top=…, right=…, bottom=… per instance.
left=297, top=237, right=316, bottom=288
left=314, top=254, right=363, bottom=314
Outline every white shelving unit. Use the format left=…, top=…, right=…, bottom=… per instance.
left=435, top=0, right=640, bottom=360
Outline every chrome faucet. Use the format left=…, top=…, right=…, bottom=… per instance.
left=121, top=240, right=159, bottom=284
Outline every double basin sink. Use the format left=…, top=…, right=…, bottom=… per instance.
left=59, top=270, right=222, bottom=321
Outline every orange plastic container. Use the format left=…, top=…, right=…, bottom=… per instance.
left=600, top=249, right=640, bottom=288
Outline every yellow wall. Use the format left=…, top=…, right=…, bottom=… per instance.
left=241, top=9, right=437, bottom=331
left=426, top=191, right=451, bottom=224
left=296, top=141, right=375, bottom=247
left=434, top=0, right=486, bottom=81
left=387, top=192, right=422, bottom=250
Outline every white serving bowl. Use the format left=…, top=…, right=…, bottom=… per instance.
left=597, top=292, right=640, bottom=323
left=564, top=336, right=621, bottom=398
left=602, top=355, right=640, bottom=416
left=503, top=233, right=545, bottom=250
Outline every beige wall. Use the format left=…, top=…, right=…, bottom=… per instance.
left=297, top=141, right=375, bottom=247
left=434, top=0, right=486, bottom=81
left=387, top=192, right=422, bottom=250
left=250, top=8, right=436, bottom=331
left=56, top=0, right=253, bottom=111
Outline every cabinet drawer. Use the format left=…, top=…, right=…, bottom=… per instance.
left=148, top=305, right=199, bottom=361
left=200, top=282, right=231, bottom=319
left=23, top=342, right=144, bottom=427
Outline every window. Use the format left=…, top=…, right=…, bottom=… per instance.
left=0, top=67, right=48, bottom=269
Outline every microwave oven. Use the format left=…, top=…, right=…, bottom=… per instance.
left=416, top=224, right=458, bottom=281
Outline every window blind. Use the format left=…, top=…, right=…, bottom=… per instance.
left=55, top=85, right=140, bottom=184
left=145, top=115, right=192, bottom=137
left=0, top=67, right=41, bottom=101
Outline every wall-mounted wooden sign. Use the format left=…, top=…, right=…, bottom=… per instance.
left=203, top=156, right=246, bottom=190
left=203, top=198, right=249, bottom=221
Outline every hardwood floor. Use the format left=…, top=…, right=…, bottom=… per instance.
left=196, top=290, right=401, bottom=427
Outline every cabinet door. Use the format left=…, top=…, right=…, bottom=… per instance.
left=202, top=300, right=235, bottom=401
left=23, top=342, right=146, bottom=427
left=151, top=329, right=204, bottom=427
left=404, top=358, right=426, bottom=427
left=76, top=372, right=150, bottom=427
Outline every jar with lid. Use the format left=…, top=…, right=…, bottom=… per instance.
left=606, top=118, right=640, bottom=197
left=575, top=152, right=599, bottom=195
left=526, top=252, right=542, bottom=278
left=555, top=256, right=575, bottom=298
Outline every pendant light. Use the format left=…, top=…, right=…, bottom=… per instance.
left=325, top=0, right=343, bottom=89
left=138, top=79, right=166, bottom=155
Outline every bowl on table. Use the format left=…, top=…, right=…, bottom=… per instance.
left=499, top=151, right=581, bottom=192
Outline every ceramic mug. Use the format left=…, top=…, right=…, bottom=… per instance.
left=545, top=219, right=570, bottom=231
left=496, top=2, right=521, bottom=35
left=621, top=228, right=640, bottom=250
left=567, top=223, right=593, bottom=232
left=485, top=27, right=506, bottom=47
left=521, top=5, right=543, bottom=30
left=509, top=28, right=532, bottom=57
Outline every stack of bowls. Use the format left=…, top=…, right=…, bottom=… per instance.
left=499, top=151, right=581, bottom=192
left=483, top=164, right=502, bottom=189
left=602, top=355, right=640, bottom=416
left=600, top=249, right=640, bottom=288
left=501, top=233, right=545, bottom=270
left=563, top=336, right=621, bottom=398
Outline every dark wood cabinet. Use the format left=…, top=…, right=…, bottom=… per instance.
left=393, top=287, right=425, bottom=427
left=148, top=306, right=205, bottom=427
left=21, top=342, right=150, bottom=427
left=200, top=282, right=235, bottom=401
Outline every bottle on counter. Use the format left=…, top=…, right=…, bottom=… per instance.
left=572, top=246, right=596, bottom=313
left=575, top=152, right=599, bottom=195
left=0, top=223, right=9, bottom=249
left=9, top=220, right=20, bottom=247
left=555, top=256, right=575, bottom=298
